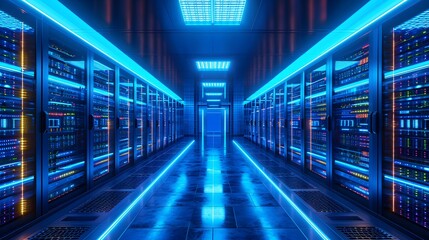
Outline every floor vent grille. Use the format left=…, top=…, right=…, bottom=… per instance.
left=295, top=191, right=350, bottom=212
left=111, top=176, right=148, bottom=189
left=28, top=226, right=90, bottom=240
left=336, top=226, right=394, bottom=240
left=72, top=191, right=130, bottom=213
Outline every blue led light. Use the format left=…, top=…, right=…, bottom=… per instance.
left=97, top=140, right=195, bottom=240
left=0, top=10, right=33, bottom=31
left=207, top=99, right=221, bottom=102
left=94, top=88, right=114, bottom=96
left=19, top=0, right=181, bottom=101
left=245, top=0, right=409, bottom=102
left=179, top=0, right=246, bottom=25
left=233, top=141, right=330, bottom=240
left=385, top=175, right=429, bottom=192
left=196, top=61, right=231, bottom=71
left=335, top=160, right=369, bottom=173
left=205, top=92, right=223, bottom=96
left=49, top=75, right=86, bottom=89
left=385, top=60, right=429, bottom=78
left=0, top=176, right=34, bottom=191
left=395, top=10, right=429, bottom=30
left=333, top=79, right=369, bottom=93
left=202, top=82, right=225, bottom=87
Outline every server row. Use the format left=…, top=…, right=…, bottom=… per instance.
left=244, top=5, right=429, bottom=237
left=0, top=3, right=184, bottom=231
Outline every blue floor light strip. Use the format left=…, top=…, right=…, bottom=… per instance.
left=233, top=140, right=330, bottom=240
left=98, top=140, right=195, bottom=240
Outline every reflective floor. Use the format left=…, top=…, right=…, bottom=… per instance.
left=120, top=139, right=306, bottom=240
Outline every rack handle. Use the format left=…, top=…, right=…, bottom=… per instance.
left=41, top=111, right=48, bottom=133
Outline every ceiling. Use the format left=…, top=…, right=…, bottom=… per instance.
left=59, top=0, right=369, bottom=98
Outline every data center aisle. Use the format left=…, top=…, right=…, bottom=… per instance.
left=119, top=140, right=306, bottom=239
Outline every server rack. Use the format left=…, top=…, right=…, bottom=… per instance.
left=147, top=86, right=155, bottom=154
left=268, top=90, right=275, bottom=152
left=44, top=30, right=87, bottom=207
left=305, top=64, right=328, bottom=179
left=382, top=6, right=429, bottom=235
left=0, top=6, right=36, bottom=227
left=118, top=70, right=134, bottom=169
left=275, top=85, right=286, bottom=157
left=0, top=1, right=183, bottom=232
left=286, top=76, right=302, bottom=166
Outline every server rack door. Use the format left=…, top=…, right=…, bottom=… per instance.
left=276, top=85, right=286, bottom=157
left=286, top=77, right=302, bottom=166
left=45, top=29, right=87, bottom=206
left=255, top=99, right=260, bottom=144
left=92, top=57, right=115, bottom=183
left=118, top=70, right=133, bottom=169
left=305, top=63, right=328, bottom=179
left=0, top=6, right=36, bottom=228
left=268, top=90, right=275, bottom=152
left=147, top=87, right=155, bottom=154
left=382, top=7, right=429, bottom=236
left=261, top=94, right=267, bottom=148
left=135, top=80, right=146, bottom=160
left=168, top=97, right=172, bottom=145
left=332, top=37, right=371, bottom=204
left=163, top=94, right=167, bottom=147
left=156, top=91, right=162, bottom=150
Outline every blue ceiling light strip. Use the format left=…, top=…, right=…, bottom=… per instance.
left=202, top=82, right=225, bottom=87
left=233, top=141, right=330, bottom=240
left=179, top=0, right=246, bottom=25
left=19, top=0, right=182, bottom=101
left=97, top=140, right=195, bottom=240
left=205, top=92, right=223, bottom=96
left=196, top=61, right=231, bottom=71
left=245, top=0, right=411, bottom=103
left=207, top=99, right=220, bottom=102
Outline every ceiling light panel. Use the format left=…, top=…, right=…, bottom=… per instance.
left=179, top=0, right=246, bottom=25
left=205, top=92, right=223, bottom=96
left=196, top=61, right=230, bottom=71
left=202, top=82, right=225, bottom=88
left=214, top=0, right=246, bottom=25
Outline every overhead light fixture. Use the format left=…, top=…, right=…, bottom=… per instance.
left=202, top=82, right=225, bottom=88
left=196, top=61, right=231, bottom=71
left=395, top=10, right=429, bottom=30
left=179, top=0, right=246, bottom=25
left=205, top=92, right=223, bottom=96
left=207, top=99, right=221, bottom=102
left=0, top=10, right=33, bottom=31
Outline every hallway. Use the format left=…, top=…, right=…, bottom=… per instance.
left=120, top=141, right=306, bottom=239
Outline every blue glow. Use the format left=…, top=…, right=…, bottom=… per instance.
left=49, top=75, right=86, bottom=89
left=335, top=61, right=359, bottom=71
left=205, top=92, right=223, bottom=96
left=287, top=99, right=300, bottom=105
left=333, top=79, right=369, bottom=93
left=0, top=62, right=22, bottom=73
left=384, top=60, right=429, bottom=79
left=395, top=9, right=429, bottom=30
left=119, top=96, right=134, bottom=102
left=207, top=99, right=221, bottom=102
left=245, top=0, right=409, bottom=102
left=94, top=88, right=114, bottom=96
left=335, top=160, right=369, bottom=173
left=202, top=82, right=225, bottom=88
left=93, top=153, right=113, bottom=162
left=0, top=176, right=33, bottom=191
left=20, top=0, right=181, bottom=101
left=307, top=152, right=326, bottom=160
left=305, top=91, right=326, bottom=99
left=196, top=61, right=231, bottom=71
left=49, top=101, right=72, bottom=107
left=290, top=146, right=301, bottom=152
left=0, top=10, right=33, bottom=31
left=233, top=141, right=330, bottom=240
left=385, top=175, right=429, bottom=192
left=179, top=0, right=246, bottom=25
left=98, top=140, right=195, bottom=240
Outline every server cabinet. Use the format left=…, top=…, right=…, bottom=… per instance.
left=168, top=97, right=172, bottom=144
left=268, top=90, right=275, bottom=152
left=332, top=38, right=371, bottom=203
left=172, top=100, right=176, bottom=142
left=162, top=94, right=167, bottom=147
left=44, top=30, right=87, bottom=206
left=286, top=77, right=302, bottom=166
left=147, top=86, right=155, bottom=154
left=118, top=70, right=133, bottom=169
left=0, top=6, right=36, bottom=228
left=156, top=91, right=162, bottom=150
left=252, top=100, right=258, bottom=143
left=92, top=57, right=115, bottom=183
left=382, top=7, right=429, bottom=235
left=260, top=94, right=267, bottom=148
left=275, top=85, right=286, bottom=157
left=135, top=79, right=146, bottom=160
left=305, top=64, right=328, bottom=179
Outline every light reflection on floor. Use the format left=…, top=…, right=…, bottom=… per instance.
left=120, top=139, right=306, bottom=239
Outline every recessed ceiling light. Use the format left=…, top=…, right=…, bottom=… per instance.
left=196, top=61, right=230, bottom=71
left=179, top=0, right=246, bottom=25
